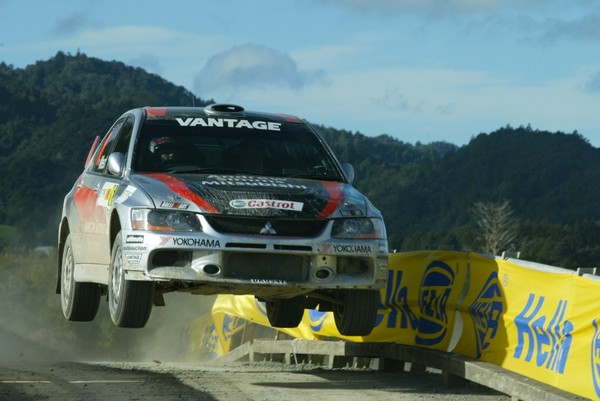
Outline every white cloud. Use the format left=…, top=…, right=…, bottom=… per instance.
left=193, top=43, right=328, bottom=97
left=129, top=54, right=164, bottom=76
left=585, top=70, right=600, bottom=93
left=52, top=13, right=91, bottom=35
left=537, top=12, right=600, bottom=43
left=318, top=0, right=588, bottom=16
left=315, top=0, right=530, bottom=17
left=216, top=66, right=600, bottom=145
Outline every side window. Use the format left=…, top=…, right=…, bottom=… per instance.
left=112, top=116, right=134, bottom=156
left=90, top=118, right=125, bottom=174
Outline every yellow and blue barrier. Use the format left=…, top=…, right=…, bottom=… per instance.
left=188, top=250, right=600, bottom=399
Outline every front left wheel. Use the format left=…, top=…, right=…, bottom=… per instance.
left=61, top=234, right=101, bottom=321
left=266, top=296, right=306, bottom=328
left=108, top=232, right=154, bottom=328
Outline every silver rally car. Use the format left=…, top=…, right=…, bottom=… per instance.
left=57, top=104, right=388, bottom=336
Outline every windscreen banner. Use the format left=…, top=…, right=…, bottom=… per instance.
left=198, top=250, right=600, bottom=399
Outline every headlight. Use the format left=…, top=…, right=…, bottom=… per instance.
left=331, top=218, right=385, bottom=239
left=131, top=209, right=202, bottom=232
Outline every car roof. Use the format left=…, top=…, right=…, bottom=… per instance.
left=142, top=104, right=304, bottom=124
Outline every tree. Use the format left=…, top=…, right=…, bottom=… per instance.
left=472, top=200, right=519, bottom=255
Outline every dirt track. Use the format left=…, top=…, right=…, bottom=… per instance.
left=1, top=359, right=510, bottom=401
left=0, top=291, right=510, bottom=400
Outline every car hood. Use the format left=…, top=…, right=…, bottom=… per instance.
left=132, top=173, right=367, bottom=219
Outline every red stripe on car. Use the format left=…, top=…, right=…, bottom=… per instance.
left=145, top=173, right=219, bottom=213
left=318, top=181, right=344, bottom=218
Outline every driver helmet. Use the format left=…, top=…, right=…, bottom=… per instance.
left=149, top=136, right=178, bottom=163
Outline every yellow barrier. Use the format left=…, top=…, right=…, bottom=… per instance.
left=194, top=251, right=600, bottom=399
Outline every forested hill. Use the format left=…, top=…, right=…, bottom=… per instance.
left=2, top=52, right=600, bottom=269
left=0, top=52, right=211, bottom=237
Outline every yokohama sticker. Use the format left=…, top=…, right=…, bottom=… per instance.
left=160, top=236, right=220, bottom=248
left=321, top=243, right=372, bottom=254
left=229, top=199, right=304, bottom=211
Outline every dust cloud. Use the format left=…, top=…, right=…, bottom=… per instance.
left=0, top=249, right=216, bottom=365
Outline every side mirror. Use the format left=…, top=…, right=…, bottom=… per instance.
left=107, top=152, right=126, bottom=176
left=341, top=162, right=355, bottom=184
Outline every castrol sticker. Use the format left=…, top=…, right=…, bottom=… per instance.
left=229, top=199, right=304, bottom=211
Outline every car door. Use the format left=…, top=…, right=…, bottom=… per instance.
left=73, top=116, right=133, bottom=265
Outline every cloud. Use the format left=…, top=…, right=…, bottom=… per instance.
left=537, top=12, right=600, bottom=43
left=129, top=54, right=164, bottom=76
left=53, top=13, right=91, bottom=35
left=585, top=71, right=600, bottom=93
left=193, top=43, right=327, bottom=96
left=371, top=88, right=412, bottom=112
left=317, top=0, right=520, bottom=17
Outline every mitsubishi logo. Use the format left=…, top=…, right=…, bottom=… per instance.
left=260, top=221, right=277, bottom=235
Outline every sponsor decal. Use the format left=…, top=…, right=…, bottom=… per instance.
left=309, top=310, right=328, bottom=332
left=249, top=279, right=287, bottom=285
left=160, top=236, right=220, bottom=248
left=96, top=182, right=119, bottom=207
left=114, top=186, right=136, bottom=204
left=97, top=155, right=107, bottom=170
left=340, top=209, right=363, bottom=217
left=125, top=254, right=142, bottom=267
left=255, top=299, right=268, bottom=317
left=123, top=245, right=147, bottom=251
left=513, top=294, right=572, bottom=374
left=160, top=201, right=190, bottom=209
left=222, top=314, right=237, bottom=342
left=229, top=199, right=304, bottom=211
left=321, top=243, right=372, bottom=254
left=416, top=261, right=454, bottom=346
left=201, top=175, right=307, bottom=190
left=375, top=269, right=418, bottom=330
left=469, top=272, right=504, bottom=358
left=175, top=117, right=282, bottom=131
left=591, top=318, right=600, bottom=397
left=126, top=235, right=144, bottom=244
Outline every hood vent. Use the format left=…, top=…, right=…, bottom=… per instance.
left=204, top=103, right=245, bottom=116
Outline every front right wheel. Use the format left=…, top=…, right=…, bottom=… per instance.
left=108, top=232, right=154, bottom=328
left=333, top=290, right=380, bottom=336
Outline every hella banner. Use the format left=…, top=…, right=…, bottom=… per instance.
left=202, top=251, right=600, bottom=399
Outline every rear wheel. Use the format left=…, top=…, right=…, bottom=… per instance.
left=108, top=232, right=154, bottom=328
left=60, top=234, right=101, bottom=321
left=333, top=290, right=380, bottom=336
left=266, top=296, right=306, bottom=328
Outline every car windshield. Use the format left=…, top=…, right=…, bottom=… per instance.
left=134, top=114, right=343, bottom=181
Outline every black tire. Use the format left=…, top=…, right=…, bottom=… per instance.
left=108, top=232, right=154, bottom=328
left=60, top=234, right=101, bottom=321
left=333, top=290, right=380, bottom=336
left=266, top=296, right=306, bottom=328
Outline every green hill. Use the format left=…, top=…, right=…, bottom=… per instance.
left=1, top=52, right=600, bottom=269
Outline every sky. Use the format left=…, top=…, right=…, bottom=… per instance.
left=2, top=0, right=600, bottom=147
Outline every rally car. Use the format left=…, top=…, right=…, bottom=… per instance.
left=57, top=104, right=389, bottom=336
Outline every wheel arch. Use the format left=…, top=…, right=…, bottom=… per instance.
left=56, top=218, right=70, bottom=294
left=110, top=209, right=122, bottom=251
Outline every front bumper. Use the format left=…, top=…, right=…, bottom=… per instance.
left=120, top=227, right=389, bottom=296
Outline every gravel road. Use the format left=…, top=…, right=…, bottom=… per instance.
left=1, top=359, right=510, bottom=401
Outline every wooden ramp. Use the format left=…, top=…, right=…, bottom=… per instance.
left=218, top=339, right=585, bottom=401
